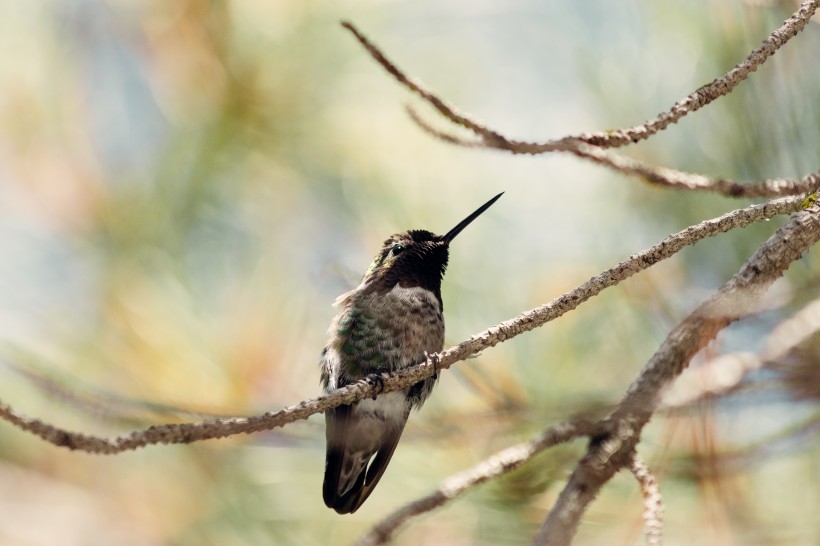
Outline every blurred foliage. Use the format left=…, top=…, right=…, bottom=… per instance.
left=0, top=1, right=818, bottom=545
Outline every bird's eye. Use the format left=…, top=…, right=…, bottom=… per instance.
left=391, top=244, right=404, bottom=256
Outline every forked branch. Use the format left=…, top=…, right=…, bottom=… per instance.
left=535, top=205, right=820, bottom=545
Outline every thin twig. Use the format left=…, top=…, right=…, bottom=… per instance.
left=535, top=204, right=820, bottom=545
left=408, top=105, right=820, bottom=197
left=555, top=144, right=820, bottom=198
left=570, top=0, right=819, bottom=148
left=341, top=21, right=509, bottom=146
left=0, top=196, right=805, bottom=454
left=628, top=453, right=664, bottom=546
left=344, top=3, right=820, bottom=199
left=404, top=105, right=484, bottom=148
left=355, top=419, right=603, bottom=546
left=344, top=2, right=818, bottom=150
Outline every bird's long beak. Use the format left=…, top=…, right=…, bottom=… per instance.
left=442, top=192, right=504, bottom=243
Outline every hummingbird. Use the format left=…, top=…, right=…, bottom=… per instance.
left=320, top=192, right=503, bottom=514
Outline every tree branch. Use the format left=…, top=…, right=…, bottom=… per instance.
left=344, top=2, right=820, bottom=198
left=543, top=144, right=820, bottom=198
left=407, top=105, right=820, bottom=197
left=534, top=204, right=820, bottom=545
left=569, top=0, right=819, bottom=148
left=341, top=21, right=509, bottom=146
left=345, top=2, right=817, bottom=150
left=0, top=196, right=805, bottom=454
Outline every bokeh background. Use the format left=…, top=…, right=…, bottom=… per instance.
left=0, top=1, right=818, bottom=545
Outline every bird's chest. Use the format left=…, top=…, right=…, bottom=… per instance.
left=334, top=285, right=445, bottom=376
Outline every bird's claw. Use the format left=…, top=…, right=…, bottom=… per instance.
left=366, top=373, right=385, bottom=400
left=425, top=351, right=441, bottom=380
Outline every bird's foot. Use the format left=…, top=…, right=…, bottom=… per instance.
left=425, top=351, right=441, bottom=380
left=365, top=373, right=385, bottom=400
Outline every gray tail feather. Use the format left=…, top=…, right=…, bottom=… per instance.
left=323, top=405, right=403, bottom=514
